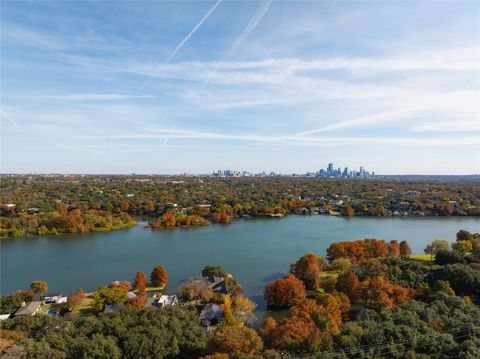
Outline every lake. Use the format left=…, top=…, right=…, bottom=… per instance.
left=1, top=216, right=479, bottom=323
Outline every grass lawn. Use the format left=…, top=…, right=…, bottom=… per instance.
left=72, top=298, right=95, bottom=315
left=133, top=285, right=165, bottom=293
left=320, top=270, right=342, bottom=278
left=409, top=254, right=434, bottom=264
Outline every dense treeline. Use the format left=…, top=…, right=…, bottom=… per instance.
left=1, top=175, right=479, bottom=237
left=0, top=206, right=135, bottom=238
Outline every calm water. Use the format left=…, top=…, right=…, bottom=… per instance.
left=1, top=216, right=479, bottom=322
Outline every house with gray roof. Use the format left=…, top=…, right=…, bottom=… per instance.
left=14, top=301, right=42, bottom=317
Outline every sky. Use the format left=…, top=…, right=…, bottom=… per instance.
left=1, top=0, right=479, bottom=175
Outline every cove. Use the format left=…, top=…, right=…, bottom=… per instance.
left=1, top=216, right=479, bottom=323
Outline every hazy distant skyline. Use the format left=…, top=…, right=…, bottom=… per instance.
left=1, top=1, right=479, bottom=174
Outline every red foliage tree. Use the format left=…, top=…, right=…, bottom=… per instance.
left=150, top=265, right=168, bottom=287
left=133, top=271, right=147, bottom=290
left=290, top=253, right=326, bottom=289
left=358, top=276, right=411, bottom=310
left=386, top=240, right=400, bottom=257
left=264, top=274, right=306, bottom=308
left=399, top=241, right=412, bottom=259
left=335, top=271, right=360, bottom=302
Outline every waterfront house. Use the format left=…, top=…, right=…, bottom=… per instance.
left=156, top=295, right=178, bottom=307
left=14, top=301, right=42, bottom=317
left=44, top=294, right=62, bottom=304
left=205, top=276, right=228, bottom=294
left=200, top=303, right=224, bottom=327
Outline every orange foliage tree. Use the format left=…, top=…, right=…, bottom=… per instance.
left=327, top=239, right=391, bottom=263
left=386, top=240, right=401, bottom=257
left=259, top=300, right=334, bottom=352
left=358, top=276, right=412, bottom=310
left=264, top=274, right=306, bottom=308
left=150, top=265, right=168, bottom=287
left=133, top=271, right=147, bottom=290
left=208, top=326, right=263, bottom=355
left=290, top=253, right=327, bottom=289
left=335, top=271, right=361, bottom=303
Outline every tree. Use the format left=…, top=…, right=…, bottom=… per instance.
left=424, top=240, right=450, bottom=259
left=67, top=288, right=86, bottom=311
left=452, top=240, right=473, bottom=255
left=56, top=202, right=68, bottom=217
left=399, top=241, right=412, bottom=259
left=260, top=300, right=334, bottom=352
left=329, top=258, right=352, bottom=272
left=457, top=230, right=474, bottom=242
left=92, top=286, right=127, bottom=311
left=177, top=280, right=214, bottom=302
left=232, top=295, right=257, bottom=323
left=30, top=280, right=48, bottom=297
left=208, top=326, right=263, bottom=355
left=342, top=205, right=354, bottom=217
left=435, top=249, right=466, bottom=265
left=133, top=272, right=147, bottom=290
left=150, top=265, right=168, bottom=287
left=335, top=272, right=360, bottom=302
left=358, top=276, right=411, bottom=310
left=431, top=280, right=456, bottom=296
left=202, top=266, right=227, bottom=278
left=264, top=274, right=306, bottom=308
left=290, top=253, right=326, bottom=289
left=386, top=240, right=400, bottom=257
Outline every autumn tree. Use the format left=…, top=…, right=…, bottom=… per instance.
left=264, top=274, right=306, bottom=308
left=358, top=276, right=411, bottom=310
left=456, top=230, right=474, bottom=242
left=260, top=300, right=334, bottom=352
left=30, top=280, right=48, bottom=297
left=386, top=240, right=400, bottom=257
left=232, top=295, right=257, bottom=323
left=335, top=271, right=360, bottom=302
left=66, top=288, right=86, bottom=311
left=399, top=240, right=412, bottom=259
left=342, top=205, right=354, bottom=217
left=150, top=265, right=168, bottom=287
left=133, top=271, right=147, bottom=290
left=290, top=253, right=327, bottom=289
left=208, top=326, right=263, bottom=355
left=55, top=202, right=68, bottom=217
left=177, top=280, right=214, bottom=302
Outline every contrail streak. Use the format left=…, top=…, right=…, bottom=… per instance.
left=131, top=0, right=223, bottom=99
left=166, top=0, right=222, bottom=63
left=202, top=0, right=272, bottom=86
left=162, top=121, right=178, bottom=147
left=0, top=108, right=22, bottom=131
left=226, top=0, right=272, bottom=58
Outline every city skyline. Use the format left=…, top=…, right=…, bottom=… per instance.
left=1, top=1, right=479, bottom=175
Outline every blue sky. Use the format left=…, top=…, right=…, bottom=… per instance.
left=1, top=0, right=479, bottom=174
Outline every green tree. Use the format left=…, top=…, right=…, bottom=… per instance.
left=424, top=239, right=450, bottom=259
left=452, top=240, right=473, bottom=255
left=30, top=280, right=48, bottom=297
left=92, top=286, right=127, bottom=311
